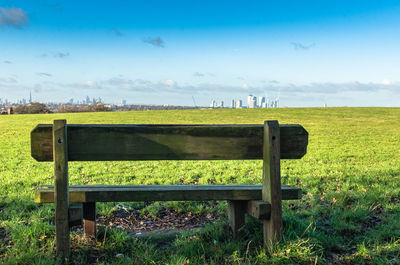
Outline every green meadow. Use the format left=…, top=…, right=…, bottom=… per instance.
left=0, top=107, right=399, bottom=264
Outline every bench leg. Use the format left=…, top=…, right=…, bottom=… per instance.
left=53, top=119, right=70, bottom=261
left=83, top=202, right=96, bottom=238
left=263, top=120, right=283, bottom=252
left=227, top=200, right=247, bottom=238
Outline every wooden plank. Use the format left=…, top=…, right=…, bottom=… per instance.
left=35, top=184, right=302, bottom=203
left=53, top=119, right=70, bottom=260
left=262, top=120, right=283, bottom=251
left=83, top=202, right=96, bottom=238
left=31, top=124, right=308, bottom=161
left=227, top=200, right=247, bottom=237
left=247, top=200, right=271, bottom=220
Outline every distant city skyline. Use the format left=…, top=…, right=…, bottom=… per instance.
left=1, top=1, right=400, bottom=107
left=1, top=91, right=280, bottom=109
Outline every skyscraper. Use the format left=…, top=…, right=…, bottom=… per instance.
left=258, top=96, right=266, bottom=108
left=235, top=99, right=242, bottom=108
left=247, top=95, right=257, bottom=108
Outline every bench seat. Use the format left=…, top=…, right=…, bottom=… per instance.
left=35, top=184, right=302, bottom=203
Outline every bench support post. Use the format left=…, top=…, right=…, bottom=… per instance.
left=54, top=119, right=70, bottom=261
left=227, top=200, right=247, bottom=238
left=83, top=202, right=96, bottom=238
left=262, top=120, right=282, bottom=252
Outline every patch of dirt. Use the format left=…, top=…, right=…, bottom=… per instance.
left=97, top=208, right=220, bottom=233
left=71, top=208, right=220, bottom=236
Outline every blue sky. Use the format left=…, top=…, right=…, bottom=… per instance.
left=1, top=1, right=400, bottom=106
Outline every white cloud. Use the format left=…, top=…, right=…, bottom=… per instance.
left=41, top=77, right=400, bottom=100
left=161, top=79, right=176, bottom=87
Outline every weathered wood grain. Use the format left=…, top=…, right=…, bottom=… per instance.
left=35, top=184, right=302, bottom=203
left=246, top=200, right=271, bottom=220
left=53, top=120, right=70, bottom=261
left=31, top=124, right=308, bottom=161
left=262, top=120, right=283, bottom=251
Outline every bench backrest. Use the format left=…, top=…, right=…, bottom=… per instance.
left=31, top=124, right=308, bottom=162
left=30, top=120, right=308, bottom=258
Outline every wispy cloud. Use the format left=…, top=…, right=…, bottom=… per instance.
left=64, top=77, right=258, bottom=94
left=193, top=72, right=216, bottom=78
left=193, top=72, right=205, bottom=77
left=54, top=52, right=69, bottom=58
left=260, top=80, right=280, bottom=85
left=3, top=60, right=12, bottom=64
left=0, top=7, right=28, bottom=28
left=0, top=76, right=17, bottom=83
left=65, top=77, right=173, bottom=92
left=41, top=52, right=70, bottom=58
left=111, top=28, right=123, bottom=37
left=290, top=42, right=315, bottom=51
left=143, top=37, right=165, bottom=48
left=67, top=80, right=102, bottom=90
left=36, top=72, right=52, bottom=77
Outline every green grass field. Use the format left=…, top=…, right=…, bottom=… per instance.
left=0, top=107, right=399, bottom=264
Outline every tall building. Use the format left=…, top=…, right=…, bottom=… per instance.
left=210, top=100, right=216, bottom=108
left=231, top=99, right=235, bottom=108
left=29, top=91, right=32, bottom=103
left=219, top=101, right=224, bottom=108
left=268, top=98, right=279, bottom=108
left=258, top=96, right=266, bottom=108
left=235, top=99, right=242, bottom=108
left=247, top=95, right=252, bottom=108
left=247, top=95, right=257, bottom=108
left=270, top=99, right=275, bottom=108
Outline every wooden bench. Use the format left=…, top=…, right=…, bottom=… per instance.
left=31, top=120, right=308, bottom=260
